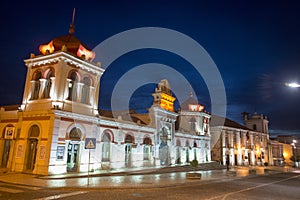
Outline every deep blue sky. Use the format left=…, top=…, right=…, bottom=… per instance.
left=1, top=1, right=300, bottom=136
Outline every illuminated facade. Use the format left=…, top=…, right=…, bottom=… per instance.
left=0, top=25, right=211, bottom=175
left=210, top=112, right=270, bottom=166
left=269, top=139, right=293, bottom=166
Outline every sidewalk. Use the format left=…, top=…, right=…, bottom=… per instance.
left=0, top=163, right=233, bottom=189
left=0, top=164, right=297, bottom=189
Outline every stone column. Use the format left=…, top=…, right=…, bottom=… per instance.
left=64, top=79, right=71, bottom=100
left=30, top=80, right=36, bottom=100
left=76, top=83, right=84, bottom=103
left=49, top=77, right=55, bottom=99
left=222, top=130, right=226, bottom=165
left=89, top=86, right=95, bottom=106
left=38, top=78, right=47, bottom=99
left=236, top=131, right=242, bottom=166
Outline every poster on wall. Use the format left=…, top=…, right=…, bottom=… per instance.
left=56, top=146, right=65, bottom=160
left=39, top=146, right=46, bottom=160
left=16, top=145, right=23, bottom=158
left=4, top=127, right=15, bottom=139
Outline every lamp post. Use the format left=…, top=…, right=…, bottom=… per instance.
left=292, top=140, right=297, bottom=167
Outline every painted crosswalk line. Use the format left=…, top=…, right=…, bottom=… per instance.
left=34, top=191, right=88, bottom=200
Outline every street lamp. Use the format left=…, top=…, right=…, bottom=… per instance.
left=285, top=82, right=300, bottom=88
left=292, top=140, right=298, bottom=167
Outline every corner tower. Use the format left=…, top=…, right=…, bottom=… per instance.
left=178, top=92, right=210, bottom=136
left=150, top=79, right=178, bottom=166
left=243, top=112, right=269, bottom=134
left=20, top=20, right=104, bottom=116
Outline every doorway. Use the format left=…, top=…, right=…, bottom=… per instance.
left=176, top=147, right=181, bottom=164
left=186, top=148, right=190, bottom=163
left=26, top=139, right=38, bottom=171
left=1, top=140, right=12, bottom=168
left=25, top=125, right=40, bottom=172
left=125, top=144, right=132, bottom=167
left=67, top=142, right=80, bottom=172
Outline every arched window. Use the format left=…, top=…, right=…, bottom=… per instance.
left=176, top=139, right=181, bottom=147
left=68, top=71, right=79, bottom=101
left=81, top=77, right=91, bottom=104
left=193, top=142, right=197, bottom=148
left=42, top=68, right=54, bottom=99
left=143, top=137, right=151, bottom=145
left=189, top=117, right=196, bottom=132
left=102, top=132, right=111, bottom=162
left=31, top=71, right=42, bottom=100
left=185, top=140, right=190, bottom=147
left=102, top=132, right=111, bottom=142
left=28, top=125, right=40, bottom=138
left=69, top=127, right=82, bottom=140
left=125, top=135, right=134, bottom=143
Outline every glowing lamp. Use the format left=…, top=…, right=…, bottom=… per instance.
left=188, top=104, right=204, bottom=112
left=39, top=41, right=55, bottom=55
left=283, top=152, right=287, bottom=158
left=285, top=82, right=300, bottom=88
left=77, top=44, right=95, bottom=61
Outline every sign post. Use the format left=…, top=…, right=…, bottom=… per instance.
left=85, top=138, right=96, bottom=186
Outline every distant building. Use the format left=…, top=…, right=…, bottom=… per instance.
left=273, top=135, right=299, bottom=165
left=210, top=112, right=270, bottom=166
left=276, top=135, right=299, bottom=145
left=269, top=139, right=293, bottom=166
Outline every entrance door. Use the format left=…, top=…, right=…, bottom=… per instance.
left=143, top=145, right=150, bottom=160
left=186, top=149, right=190, bottom=163
left=1, top=140, right=12, bottom=168
left=26, top=139, right=38, bottom=171
left=176, top=147, right=181, bottom=164
left=67, top=143, right=80, bottom=172
left=125, top=145, right=132, bottom=167
left=235, top=154, right=237, bottom=165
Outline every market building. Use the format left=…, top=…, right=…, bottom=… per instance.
left=0, top=24, right=211, bottom=175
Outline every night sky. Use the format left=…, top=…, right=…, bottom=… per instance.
left=1, top=1, right=300, bottom=136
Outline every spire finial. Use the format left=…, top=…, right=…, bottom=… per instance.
left=69, top=8, right=76, bottom=34
left=190, top=91, right=193, bottom=97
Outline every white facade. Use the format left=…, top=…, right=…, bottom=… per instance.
left=210, top=113, right=270, bottom=166
left=0, top=29, right=212, bottom=175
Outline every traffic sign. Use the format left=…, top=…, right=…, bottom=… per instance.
left=85, top=138, right=96, bottom=149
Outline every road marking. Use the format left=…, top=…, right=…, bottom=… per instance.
left=11, top=184, right=40, bottom=191
left=0, top=186, right=23, bottom=193
left=34, top=191, right=88, bottom=200
left=207, top=174, right=300, bottom=200
left=0, top=183, right=40, bottom=191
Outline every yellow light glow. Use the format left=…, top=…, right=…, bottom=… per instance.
left=283, top=152, right=287, bottom=158
left=39, top=41, right=55, bottom=55
left=160, top=93, right=176, bottom=111
left=77, top=44, right=95, bottom=61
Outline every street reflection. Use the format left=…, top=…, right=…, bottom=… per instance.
left=45, top=170, right=220, bottom=188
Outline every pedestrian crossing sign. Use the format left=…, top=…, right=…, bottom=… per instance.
left=85, top=138, right=96, bottom=149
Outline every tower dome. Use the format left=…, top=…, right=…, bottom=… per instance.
left=38, top=9, right=95, bottom=61
left=180, top=92, right=204, bottom=112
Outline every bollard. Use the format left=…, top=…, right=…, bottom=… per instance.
left=186, top=172, right=202, bottom=180
left=236, top=169, right=249, bottom=177
left=256, top=168, right=264, bottom=175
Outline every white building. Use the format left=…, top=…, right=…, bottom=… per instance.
left=210, top=112, right=270, bottom=166
left=0, top=24, right=211, bottom=175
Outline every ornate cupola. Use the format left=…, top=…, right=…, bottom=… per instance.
left=20, top=9, right=104, bottom=116
left=38, top=9, right=95, bottom=61
left=152, top=79, right=176, bottom=112
left=178, top=92, right=210, bottom=135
